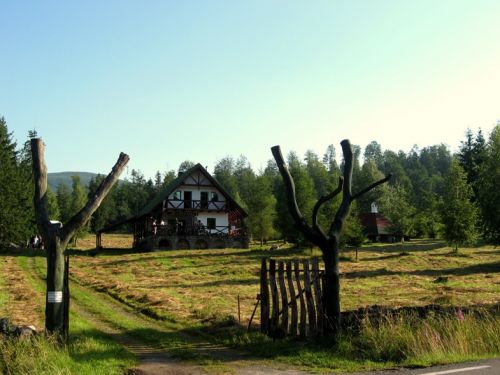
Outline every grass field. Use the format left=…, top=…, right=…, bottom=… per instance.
left=69, top=235, right=499, bottom=327
left=1, top=235, right=499, bottom=374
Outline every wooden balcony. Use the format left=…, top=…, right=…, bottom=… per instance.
left=166, top=199, right=227, bottom=211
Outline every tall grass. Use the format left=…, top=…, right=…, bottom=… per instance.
left=352, top=309, right=500, bottom=365
left=225, top=309, right=500, bottom=372
left=0, top=317, right=136, bottom=374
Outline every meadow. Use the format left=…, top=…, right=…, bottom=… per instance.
left=1, top=234, right=499, bottom=374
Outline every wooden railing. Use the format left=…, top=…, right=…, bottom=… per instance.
left=260, top=258, right=325, bottom=338
left=154, top=224, right=244, bottom=238
left=165, top=199, right=227, bottom=211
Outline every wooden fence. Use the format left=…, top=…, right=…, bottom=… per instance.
left=260, top=258, right=325, bottom=338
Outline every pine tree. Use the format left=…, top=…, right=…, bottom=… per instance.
left=476, top=125, right=500, bottom=243
left=440, top=159, right=478, bottom=251
left=245, top=175, right=277, bottom=245
left=0, top=117, right=33, bottom=246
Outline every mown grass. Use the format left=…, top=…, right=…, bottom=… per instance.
left=0, top=260, right=7, bottom=316
left=0, top=251, right=137, bottom=375
left=2, top=236, right=499, bottom=374
left=69, top=235, right=500, bottom=328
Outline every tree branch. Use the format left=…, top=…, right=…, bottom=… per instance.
left=31, top=139, right=51, bottom=238
left=351, top=174, right=392, bottom=201
left=329, top=139, right=354, bottom=237
left=271, top=145, right=323, bottom=246
left=312, top=177, right=343, bottom=238
left=62, top=152, right=129, bottom=243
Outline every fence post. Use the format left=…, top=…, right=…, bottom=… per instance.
left=294, top=259, right=307, bottom=338
left=269, top=259, right=279, bottom=336
left=312, top=258, right=323, bottom=336
left=286, top=260, right=298, bottom=336
left=303, top=259, right=317, bottom=335
left=260, top=258, right=269, bottom=334
left=278, top=261, right=288, bottom=335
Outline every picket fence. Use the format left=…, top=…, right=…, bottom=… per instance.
left=259, top=257, right=326, bottom=338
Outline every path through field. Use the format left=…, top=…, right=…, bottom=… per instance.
left=22, top=253, right=309, bottom=375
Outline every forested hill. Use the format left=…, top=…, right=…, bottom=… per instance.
left=48, top=172, right=98, bottom=191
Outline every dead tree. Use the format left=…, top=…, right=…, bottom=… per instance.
left=271, top=140, right=390, bottom=336
left=31, top=138, right=129, bottom=334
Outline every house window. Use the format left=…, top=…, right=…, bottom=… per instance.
left=207, top=218, right=216, bottom=229
left=174, top=190, right=182, bottom=200
left=210, top=192, right=219, bottom=201
left=200, top=191, right=209, bottom=209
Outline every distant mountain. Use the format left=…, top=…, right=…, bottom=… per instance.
left=48, top=172, right=99, bottom=191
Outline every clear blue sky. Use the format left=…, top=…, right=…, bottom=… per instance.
left=2, top=1, right=500, bottom=179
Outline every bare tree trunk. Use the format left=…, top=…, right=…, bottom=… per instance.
left=321, top=240, right=341, bottom=334
left=272, top=140, right=390, bottom=338
left=31, top=138, right=129, bottom=335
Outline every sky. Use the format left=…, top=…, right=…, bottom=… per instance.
left=2, top=1, right=500, bottom=179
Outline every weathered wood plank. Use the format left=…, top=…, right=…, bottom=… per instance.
left=294, top=259, right=306, bottom=338
left=269, top=259, right=279, bottom=336
left=286, top=260, right=298, bottom=336
left=278, top=261, right=288, bottom=335
left=311, top=258, right=323, bottom=336
left=260, top=258, right=269, bottom=334
left=303, top=259, right=317, bottom=335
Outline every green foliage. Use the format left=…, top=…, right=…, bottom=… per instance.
left=476, top=125, right=500, bottom=242
left=440, top=160, right=478, bottom=250
left=0, top=117, right=34, bottom=246
left=245, top=175, right=277, bottom=244
left=380, top=184, right=416, bottom=238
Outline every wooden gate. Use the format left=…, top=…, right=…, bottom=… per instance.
left=260, top=257, right=325, bottom=338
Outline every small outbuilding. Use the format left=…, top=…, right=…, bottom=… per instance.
left=359, top=202, right=399, bottom=242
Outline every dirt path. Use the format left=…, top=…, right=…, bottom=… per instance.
left=24, top=254, right=310, bottom=375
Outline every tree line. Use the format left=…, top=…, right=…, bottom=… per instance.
left=1, top=115, right=499, bottom=248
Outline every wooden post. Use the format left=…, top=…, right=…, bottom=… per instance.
left=269, top=259, right=279, bottom=336
left=303, top=259, right=317, bottom=335
left=260, top=258, right=269, bottom=334
left=286, top=261, right=298, bottom=336
left=278, top=261, right=288, bottom=335
left=63, top=252, right=70, bottom=341
left=31, top=138, right=129, bottom=335
left=294, top=259, right=306, bottom=338
left=311, top=258, right=323, bottom=335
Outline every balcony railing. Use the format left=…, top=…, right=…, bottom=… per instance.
left=166, top=199, right=227, bottom=211
left=151, top=224, right=245, bottom=238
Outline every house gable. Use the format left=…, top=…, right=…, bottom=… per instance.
left=137, top=163, right=246, bottom=219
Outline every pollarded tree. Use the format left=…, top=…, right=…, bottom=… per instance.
left=274, top=152, right=316, bottom=244
left=272, top=140, right=390, bottom=336
left=440, top=159, right=478, bottom=251
left=31, top=138, right=129, bottom=334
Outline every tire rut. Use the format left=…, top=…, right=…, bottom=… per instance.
left=26, top=255, right=310, bottom=374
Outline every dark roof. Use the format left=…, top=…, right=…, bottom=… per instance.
left=138, top=163, right=247, bottom=218
left=359, top=212, right=394, bottom=236
left=98, top=163, right=247, bottom=233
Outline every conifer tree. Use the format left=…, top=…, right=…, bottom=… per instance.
left=440, top=159, right=478, bottom=251
left=0, top=117, right=33, bottom=246
left=476, top=125, right=500, bottom=242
